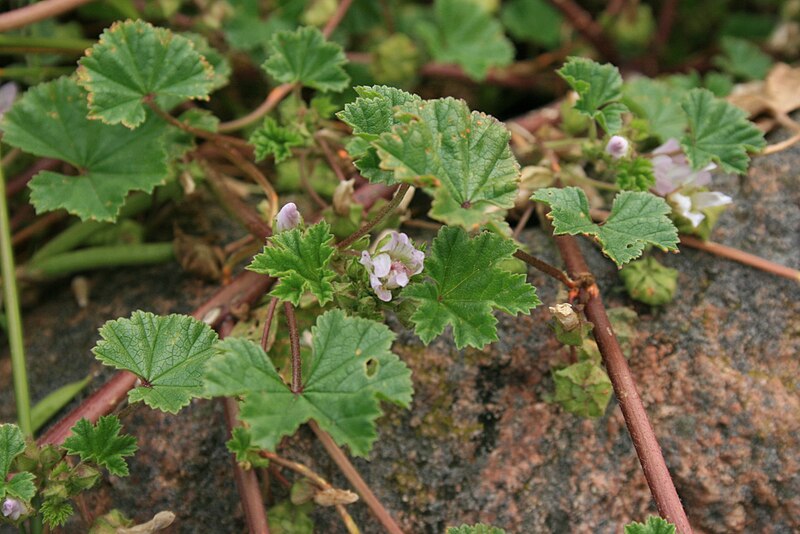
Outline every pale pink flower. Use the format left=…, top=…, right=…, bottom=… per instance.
left=274, top=202, right=303, bottom=233
left=360, top=232, right=424, bottom=302
left=605, top=135, right=629, bottom=160
left=670, top=191, right=732, bottom=228
left=651, top=139, right=716, bottom=196
left=3, top=498, right=24, bottom=521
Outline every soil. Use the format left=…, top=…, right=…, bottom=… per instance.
left=1, top=128, right=798, bottom=533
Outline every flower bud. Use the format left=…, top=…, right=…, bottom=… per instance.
left=274, top=202, right=303, bottom=233
left=605, top=135, right=629, bottom=160
left=332, top=179, right=355, bottom=216
left=2, top=498, right=25, bottom=521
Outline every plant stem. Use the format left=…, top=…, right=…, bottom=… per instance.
left=11, top=211, right=67, bottom=247
left=0, top=34, right=94, bottom=53
left=547, top=0, right=619, bottom=63
left=37, top=372, right=138, bottom=445
left=260, top=449, right=361, bottom=534
left=309, top=421, right=403, bottom=534
left=0, top=149, right=33, bottom=436
left=223, top=397, right=270, bottom=534
left=679, top=235, right=800, bottom=283
left=512, top=249, right=577, bottom=288
left=23, top=243, right=175, bottom=280
left=284, top=302, right=303, bottom=394
left=0, top=66, right=74, bottom=79
left=217, top=83, right=296, bottom=133
left=321, top=0, right=354, bottom=38
left=336, top=183, right=411, bottom=249
left=553, top=234, right=693, bottom=533
left=0, top=0, right=95, bottom=32
left=260, top=297, right=280, bottom=352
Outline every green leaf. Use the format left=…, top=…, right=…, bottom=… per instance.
left=41, top=498, right=74, bottom=528
left=92, top=311, right=219, bottom=413
left=77, top=20, right=215, bottom=128
left=552, top=361, right=613, bottom=418
left=338, top=85, right=422, bottom=185
left=500, top=0, right=562, bottom=48
left=619, top=256, right=678, bottom=306
left=623, top=78, right=687, bottom=142
left=712, top=36, right=771, bottom=81
left=624, top=516, right=677, bottom=534
left=532, top=187, right=679, bottom=267
left=63, top=416, right=137, bottom=477
left=250, top=117, right=306, bottom=163
left=402, top=226, right=540, bottom=349
left=226, top=427, right=270, bottom=469
left=268, top=500, right=315, bottom=534
left=248, top=221, right=336, bottom=306
left=262, top=26, right=349, bottom=92
left=615, top=157, right=655, bottom=192
left=557, top=57, right=628, bottom=134
left=204, top=310, right=413, bottom=457
left=373, top=97, right=520, bottom=227
left=680, top=88, right=766, bottom=174
left=2, top=77, right=168, bottom=222
left=418, top=0, right=514, bottom=80
left=447, top=524, right=507, bottom=534
left=0, top=424, right=36, bottom=501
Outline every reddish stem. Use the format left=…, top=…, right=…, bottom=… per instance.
left=553, top=234, right=692, bottom=533
left=283, top=302, right=303, bottom=394
left=512, top=249, right=576, bottom=288
left=37, top=371, right=138, bottom=446
left=260, top=297, right=280, bottom=352
left=321, top=0, right=354, bottom=38
left=336, top=183, right=410, bottom=249
left=679, top=235, right=800, bottom=283
left=547, top=0, right=619, bottom=63
left=223, top=397, right=270, bottom=534
left=309, top=421, right=403, bottom=534
left=0, top=0, right=94, bottom=32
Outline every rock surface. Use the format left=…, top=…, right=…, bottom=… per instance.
left=1, top=134, right=798, bottom=533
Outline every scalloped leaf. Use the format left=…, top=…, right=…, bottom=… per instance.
left=262, top=26, right=349, bottom=92
left=623, top=77, right=687, bottom=142
left=680, top=88, right=766, bottom=174
left=250, top=117, right=306, bottom=163
left=338, top=85, right=422, bottom=184
left=248, top=221, right=336, bottom=306
left=532, top=187, right=679, bottom=267
left=418, top=0, right=514, bottom=80
left=1, top=77, right=168, bottom=222
left=204, top=310, right=413, bottom=457
left=624, top=516, right=677, bottom=534
left=373, top=97, right=520, bottom=227
left=557, top=57, right=628, bottom=134
left=0, top=424, right=35, bottom=502
left=63, top=416, right=137, bottom=477
left=77, top=19, right=215, bottom=128
left=92, top=311, right=219, bottom=413
left=552, top=360, right=613, bottom=418
left=402, top=226, right=540, bottom=349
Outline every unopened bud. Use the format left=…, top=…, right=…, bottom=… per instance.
left=274, top=202, right=303, bottom=233
left=332, top=178, right=355, bottom=216
left=605, top=135, right=629, bottom=160
left=549, top=303, right=580, bottom=331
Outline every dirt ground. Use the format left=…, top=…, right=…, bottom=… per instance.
left=1, top=128, right=798, bottom=533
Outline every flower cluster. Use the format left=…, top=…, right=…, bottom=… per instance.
left=360, top=232, right=424, bottom=302
left=650, top=139, right=731, bottom=227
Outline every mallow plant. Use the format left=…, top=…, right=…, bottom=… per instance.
left=0, top=12, right=775, bottom=534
